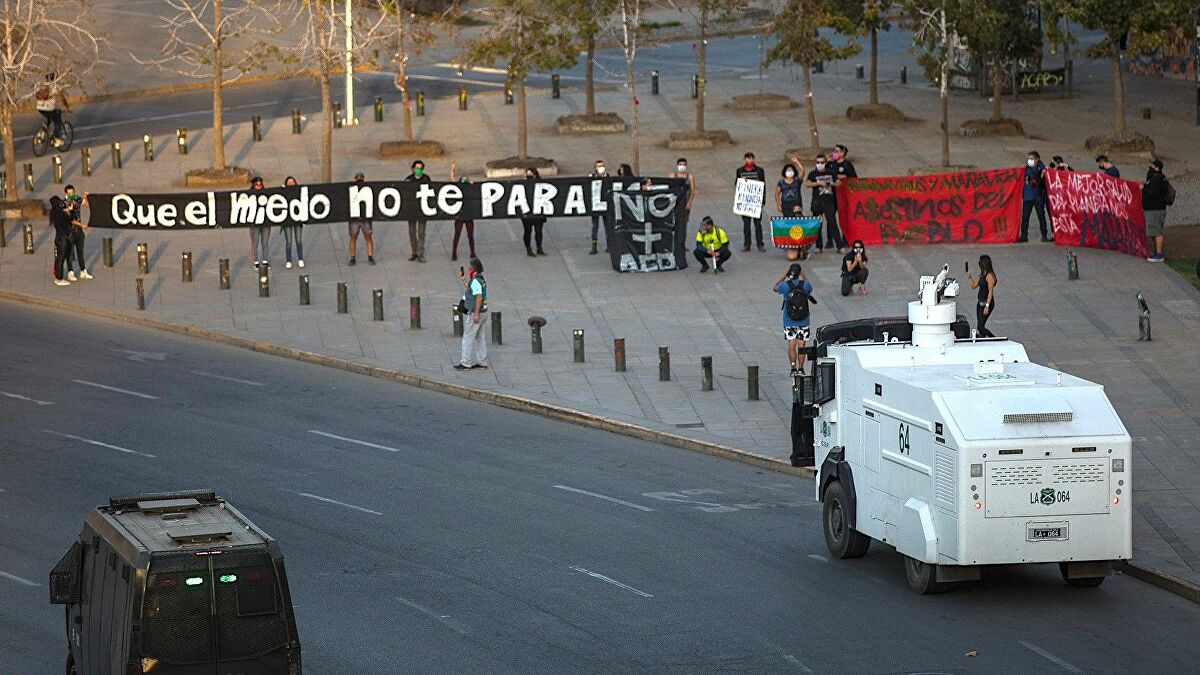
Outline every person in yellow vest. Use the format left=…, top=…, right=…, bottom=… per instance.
left=694, top=216, right=732, bottom=273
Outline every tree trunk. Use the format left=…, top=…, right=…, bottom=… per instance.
left=212, top=0, right=226, bottom=171
left=801, top=61, right=819, bottom=153
left=396, top=1, right=413, bottom=142
left=2, top=102, right=16, bottom=197
left=939, top=7, right=949, bottom=167
left=696, top=1, right=707, bottom=132
left=517, top=74, right=528, bottom=159
left=869, top=26, right=878, bottom=106
left=585, top=33, right=596, bottom=116
left=1111, top=54, right=1127, bottom=141
left=317, top=0, right=332, bottom=181
left=628, top=54, right=639, bottom=173
left=990, top=64, right=1002, bottom=123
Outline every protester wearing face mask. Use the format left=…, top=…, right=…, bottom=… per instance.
left=405, top=160, right=431, bottom=262
left=776, top=163, right=803, bottom=217
left=280, top=176, right=305, bottom=269
left=840, top=240, right=869, bottom=296
left=670, top=157, right=697, bottom=231
left=449, top=161, right=477, bottom=261
left=249, top=176, right=271, bottom=268
left=1049, top=156, right=1072, bottom=171
left=805, top=153, right=845, bottom=253
left=830, top=144, right=857, bottom=184
left=1019, top=151, right=1050, bottom=243
left=347, top=171, right=375, bottom=265
left=735, top=151, right=767, bottom=252
left=521, top=167, right=547, bottom=257
left=588, top=159, right=611, bottom=255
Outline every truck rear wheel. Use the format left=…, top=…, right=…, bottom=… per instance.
left=65, top=652, right=76, bottom=675
left=1059, top=562, right=1105, bottom=588
left=822, top=481, right=870, bottom=559
left=904, top=556, right=949, bottom=594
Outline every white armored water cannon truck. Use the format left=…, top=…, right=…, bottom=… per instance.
left=796, top=267, right=1132, bottom=593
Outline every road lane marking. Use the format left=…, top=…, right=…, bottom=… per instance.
left=192, top=371, right=265, bottom=387
left=568, top=566, right=653, bottom=598
left=782, top=655, right=814, bottom=672
left=404, top=73, right=505, bottom=88
left=112, top=349, right=167, bottom=363
left=72, top=379, right=158, bottom=400
left=296, top=492, right=383, bottom=516
left=1, top=391, right=54, bottom=405
left=0, top=570, right=39, bottom=587
left=1020, top=641, right=1083, bottom=673
left=552, top=485, right=654, bottom=512
left=397, top=596, right=469, bottom=635
left=308, top=430, right=401, bottom=452
left=807, top=554, right=828, bottom=562
left=43, top=430, right=157, bottom=458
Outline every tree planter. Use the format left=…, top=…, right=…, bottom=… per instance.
left=484, top=156, right=558, bottom=179
left=0, top=199, right=47, bottom=219
left=184, top=167, right=255, bottom=189
left=846, top=102, right=908, bottom=122
left=726, top=93, right=798, bottom=111
left=666, top=130, right=733, bottom=150
left=960, top=118, right=1024, bottom=137
left=556, top=113, right=627, bottom=134
left=1085, top=133, right=1155, bottom=156
left=379, top=141, right=445, bottom=158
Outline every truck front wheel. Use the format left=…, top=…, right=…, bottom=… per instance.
left=822, top=481, right=870, bottom=559
left=904, top=556, right=948, bottom=594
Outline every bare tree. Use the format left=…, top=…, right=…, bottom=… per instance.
left=134, top=0, right=284, bottom=176
left=909, top=0, right=952, bottom=166
left=283, top=0, right=386, bottom=181
left=381, top=0, right=457, bottom=143
left=0, top=0, right=103, bottom=200
left=614, top=0, right=643, bottom=173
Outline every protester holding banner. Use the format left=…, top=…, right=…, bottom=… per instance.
left=588, top=160, right=612, bottom=255
left=448, top=162, right=477, bottom=262
left=694, top=216, right=731, bottom=273
left=840, top=240, right=869, bottom=296
left=966, top=255, right=998, bottom=338
left=279, top=176, right=305, bottom=269
left=735, top=152, right=767, bottom=252
left=522, top=168, right=548, bottom=257
left=49, top=196, right=82, bottom=286
left=62, top=185, right=92, bottom=281
left=1142, top=159, right=1170, bottom=262
left=806, top=153, right=844, bottom=253
left=406, top=161, right=431, bottom=263
left=1097, top=155, right=1120, bottom=178
left=1019, top=151, right=1051, bottom=243
left=669, top=157, right=697, bottom=233
left=348, top=172, right=375, bottom=266
left=248, top=176, right=272, bottom=268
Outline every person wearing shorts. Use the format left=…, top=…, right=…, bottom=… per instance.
left=774, top=263, right=814, bottom=374
left=348, top=171, right=375, bottom=266
left=1142, top=159, right=1168, bottom=262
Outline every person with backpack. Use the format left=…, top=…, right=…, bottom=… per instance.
left=455, top=257, right=490, bottom=370
left=34, top=72, right=70, bottom=146
left=1142, top=159, right=1171, bottom=262
left=775, top=263, right=816, bottom=375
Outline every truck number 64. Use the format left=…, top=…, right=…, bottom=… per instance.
left=898, top=423, right=911, bottom=455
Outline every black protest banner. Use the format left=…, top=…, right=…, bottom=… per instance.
left=86, top=177, right=685, bottom=229
left=604, top=183, right=688, bottom=272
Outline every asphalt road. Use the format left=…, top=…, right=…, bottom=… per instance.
left=2, top=298, right=1198, bottom=674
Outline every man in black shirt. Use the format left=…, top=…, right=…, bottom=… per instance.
left=805, top=153, right=845, bottom=253
left=735, top=151, right=767, bottom=252
left=49, top=196, right=83, bottom=286
left=830, top=144, right=857, bottom=182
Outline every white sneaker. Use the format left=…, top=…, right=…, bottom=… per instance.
left=66, top=271, right=77, bottom=282
left=53, top=278, right=70, bottom=286
left=285, top=261, right=293, bottom=269
left=298, top=260, right=305, bottom=268
left=79, top=270, right=93, bottom=280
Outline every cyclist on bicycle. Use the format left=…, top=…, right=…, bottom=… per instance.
left=34, top=72, right=70, bottom=147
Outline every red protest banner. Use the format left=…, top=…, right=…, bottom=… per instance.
left=1044, top=169, right=1148, bottom=258
left=836, top=168, right=1023, bottom=245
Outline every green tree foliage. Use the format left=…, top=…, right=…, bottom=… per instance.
left=766, top=0, right=861, bottom=151
left=954, top=0, right=1039, bottom=123
left=835, top=0, right=893, bottom=105
left=554, top=0, right=618, bottom=116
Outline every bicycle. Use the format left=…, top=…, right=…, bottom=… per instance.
left=31, top=113, right=74, bottom=157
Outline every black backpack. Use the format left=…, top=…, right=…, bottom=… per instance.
left=1165, top=180, right=1176, bottom=206
left=784, top=280, right=816, bottom=321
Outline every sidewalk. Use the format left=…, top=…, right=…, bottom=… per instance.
left=2, top=61, right=1200, bottom=596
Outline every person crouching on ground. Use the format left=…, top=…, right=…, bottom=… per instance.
left=775, top=263, right=814, bottom=374
left=694, top=216, right=731, bottom=273
left=840, top=240, right=868, bottom=295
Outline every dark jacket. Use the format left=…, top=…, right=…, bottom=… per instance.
left=1142, top=171, right=1168, bottom=211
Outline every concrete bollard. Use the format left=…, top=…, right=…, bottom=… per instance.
left=374, top=97, right=384, bottom=122
left=81, top=148, right=91, bottom=176
left=52, top=156, right=63, bottom=183
left=651, top=70, right=659, bottom=95
left=219, top=258, right=230, bottom=289
left=815, top=61, right=824, bottom=74
left=337, top=282, right=348, bottom=313
left=659, top=346, right=671, bottom=381
left=901, top=65, right=907, bottom=84
left=292, top=109, right=302, bottom=134
left=747, top=365, right=760, bottom=400
left=252, top=115, right=262, bottom=141
left=416, top=92, right=425, bottom=116
left=111, top=142, right=122, bottom=169
left=0, top=219, right=5, bottom=248
left=181, top=251, right=192, bottom=282
left=258, top=265, right=270, bottom=298
left=24, top=163, right=33, bottom=191
left=1067, top=250, right=1079, bottom=280
left=551, top=73, right=561, bottom=99
left=1137, top=293, right=1151, bottom=341
left=573, top=329, right=585, bottom=362
left=136, top=242, right=149, bottom=274
left=176, top=128, right=187, bottom=154
left=333, top=102, right=343, bottom=128
left=136, top=278, right=145, bottom=310
left=505, top=79, right=513, bottom=105
left=701, top=356, right=713, bottom=391
left=373, top=289, right=384, bottom=321
left=452, top=304, right=463, bottom=336
left=458, top=86, right=468, bottom=111
left=614, top=338, right=626, bottom=372
left=299, top=275, right=310, bottom=305
left=1142, top=107, right=1152, bottom=120
left=528, top=316, right=546, bottom=353
left=410, top=296, right=421, bottom=329
left=691, top=73, right=699, bottom=99
left=143, top=134, right=153, bottom=161
left=23, top=222, right=34, bottom=254
left=491, top=311, right=502, bottom=344
left=855, top=64, right=864, bottom=79
left=103, top=237, right=113, bottom=267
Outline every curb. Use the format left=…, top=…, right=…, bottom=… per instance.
left=0, top=288, right=815, bottom=482
left=1118, top=560, right=1200, bottom=604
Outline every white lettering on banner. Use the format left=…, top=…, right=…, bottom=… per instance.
left=564, top=184, right=586, bottom=215
left=288, top=187, right=309, bottom=222
left=647, top=193, right=677, bottom=219
left=207, top=192, right=216, bottom=226
left=265, top=194, right=288, bottom=223
left=309, top=193, right=331, bottom=220
left=590, top=180, right=607, bottom=212
left=378, top=187, right=402, bottom=217
left=532, top=182, right=556, bottom=215
left=506, top=184, right=530, bottom=216
left=229, top=192, right=256, bottom=225
left=732, top=177, right=765, bottom=219
left=437, top=184, right=463, bottom=215
left=614, top=192, right=643, bottom=223
left=620, top=252, right=677, bottom=272
left=184, top=200, right=206, bottom=226
left=632, top=221, right=661, bottom=254
left=480, top=182, right=504, bottom=217
left=111, top=195, right=135, bottom=225
left=416, top=183, right=437, bottom=217
left=348, top=184, right=373, bottom=219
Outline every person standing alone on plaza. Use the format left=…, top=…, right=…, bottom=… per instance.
left=280, top=176, right=305, bottom=269
left=449, top=161, right=477, bottom=262
left=1019, top=151, right=1050, bottom=242
left=1142, top=159, right=1170, bottom=262
left=966, top=255, right=998, bottom=338
left=455, top=257, right=489, bottom=370
left=775, top=263, right=815, bottom=374
left=406, top=161, right=431, bottom=262
left=736, top=152, right=767, bottom=252
left=348, top=172, right=375, bottom=266
left=522, top=167, right=547, bottom=257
